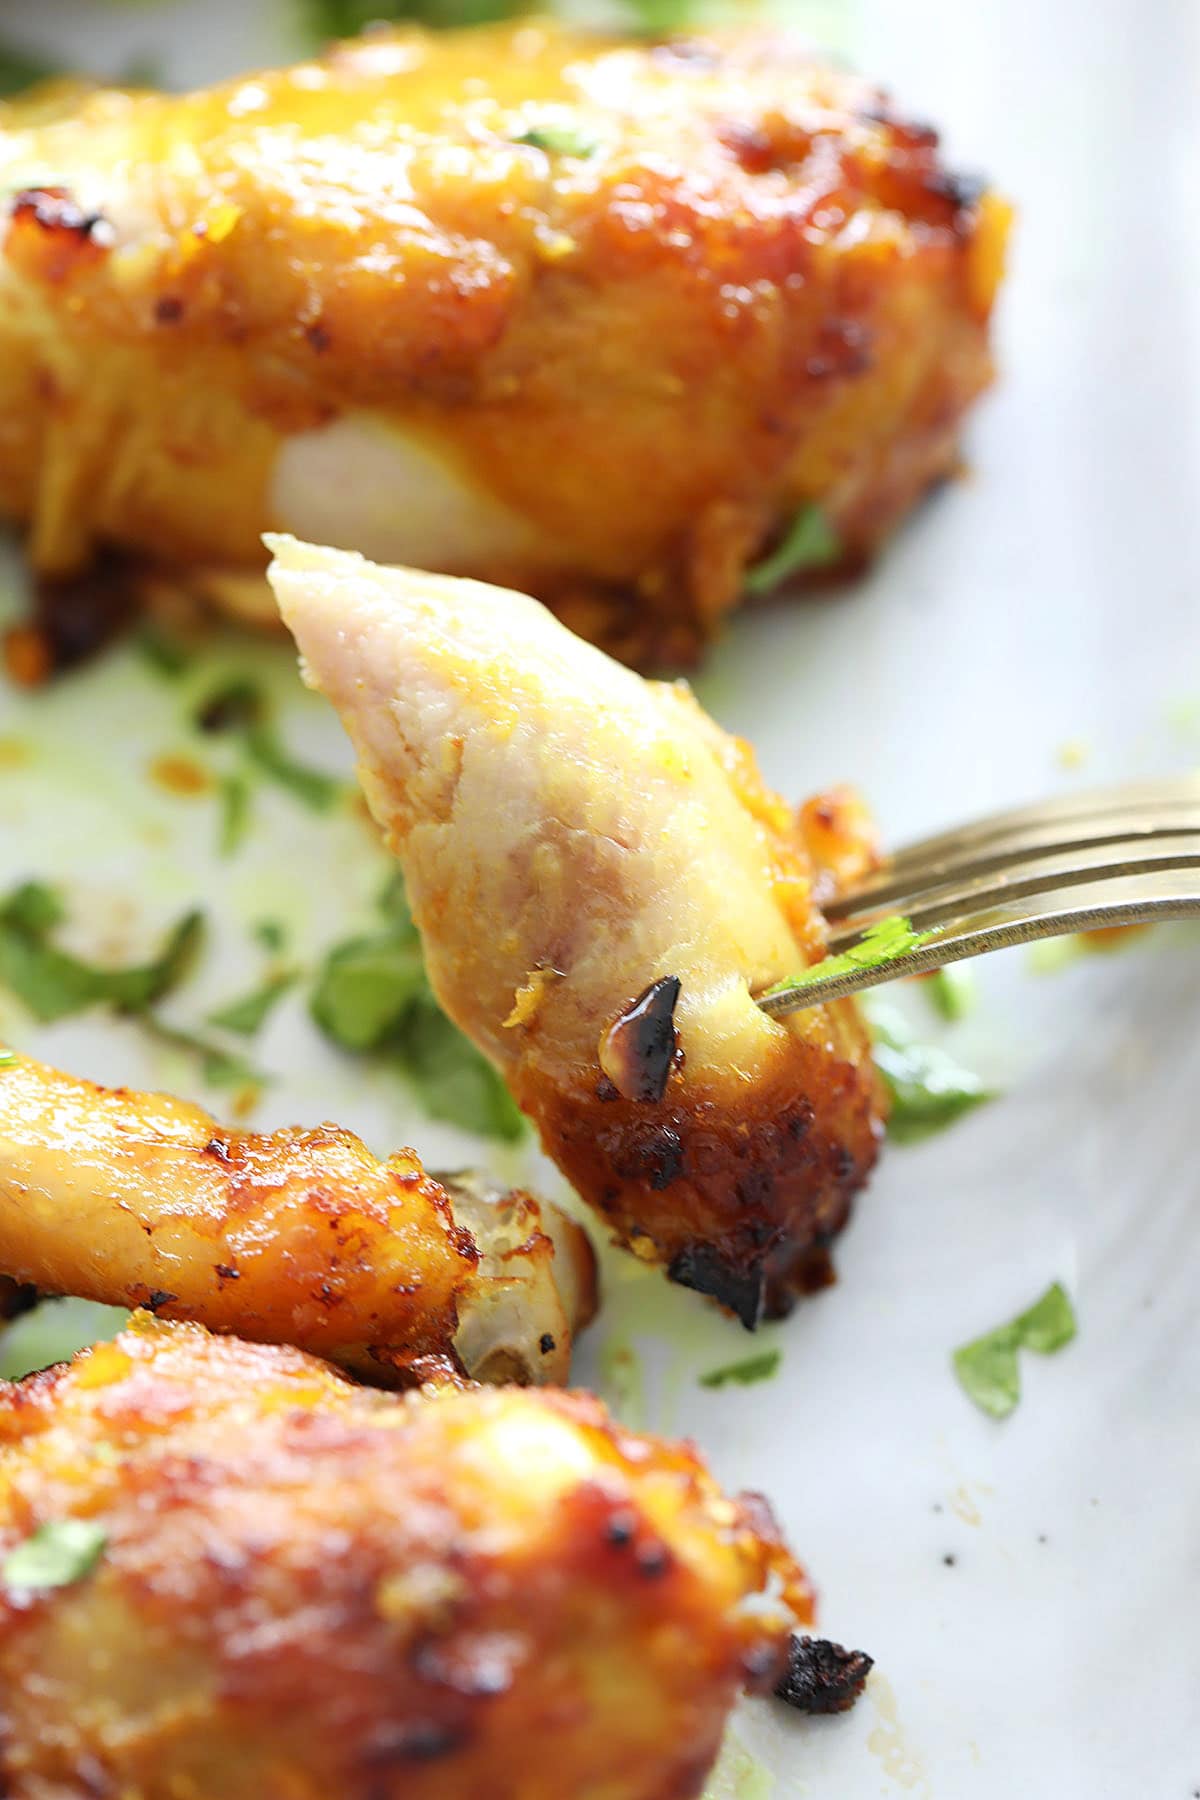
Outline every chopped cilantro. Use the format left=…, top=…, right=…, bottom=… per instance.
left=3, top=1519, right=107, bottom=1591
left=763, top=915, right=931, bottom=1003
left=310, top=877, right=524, bottom=1142
left=622, top=0, right=707, bottom=27
left=869, top=1006, right=993, bottom=1143
left=300, top=0, right=519, bottom=40
left=0, top=884, right=203, bottom=1024
left=206, top=970, right=297, bottom=1038
left=2, top=882, right=63, bottom=935
left=699, top=1349, right=782, bottom=1389
left=744, top=504, right=841, bottom=596
left=135, top=626, right=190, bottom=680
left=953, top=1282, right=1077, bottom=1419
left=140, top=1018, right=265, bottom=1092
left=397, top=994, right=525, bottom=1142
left=195, top=679, right=342, bottom=816
left=0, top=39, right=59, bottom=98
left=252, top=919, right=288, bottom=954
left=243, top=723, right=343, bottom=813
left=217, top=772, right=252, bottom=857
left=194, top=678, right=262, bottom=735
left=0, top=1047, right=13, bottom=1068
left=311, top=932, right=427, bottom=1050
left=0, top=1299, right=129, bottom=1381
left=926, top=964, right=976, bottom=1023
left=377, top=870, right=414, bottom=932
left=514, top=123, right=597, bottom=158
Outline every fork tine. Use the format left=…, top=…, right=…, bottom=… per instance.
left=826, top=779, right=1200, bottom=919
left=826, top=829, right=1200, bottom=944
left=757, top=867, right=1200, bottom=1016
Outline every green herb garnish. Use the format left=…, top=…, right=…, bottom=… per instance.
left=953, top=1282, right=1077, bottom=1419
left=743, top=504, right=841, bottom=596
left=514, top=123, right=597, bottom=158
left=926, top=964, right=976, bottom=1023
left=0, top=1299, right=129, bottom=1381
left=243, top=723, right=342, bottom=813
left=310, top=876, right=524, bottom=1142
left=217, top=773, right=251, bottom=857
left=0, top=883, right=203, bottom=1024
left=311, top=932, right=427, bottom=1050
left=196, top=679, right=342, bottom=817
left=699, top=1349, right=782, bottom=1390
left=252, top=919, right=288, bottom=954
left=869, top=1005, right=993, bottom=1143
left=135, top=626, right=191, bottom=680
left=0, top=40, right=60, bottom=98
left=762, top=915, right=931, bottom=1004
left=206, top=970, right=298, bottom=1038
left=300, top=0, right=520, bottom=41
left=3, top=1518, right=107, bottom=1591
left=140, top=1018, right=265, bottom=1092
left=397, top=993, right=525, bottom=1141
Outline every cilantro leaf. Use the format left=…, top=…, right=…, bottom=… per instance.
left=699, top=1349, right=782, bottom=1390
left=3, top=1519, right=106, bottom=1591
left=206, top=970, right=297, bottom=1038
left=140, top=1018, right=265, bottom=1093
left=0, top=885, right=203, bottom=1024
left=310, top=877, right=524, bottom=1141
left=865, top=1005, right=993, bottom=1143
left=953, top=1282, right=1077, bottom=1419
left=0, top=40, right=59, bottom=98
left=300, top=0, right=518, bottom=40
left=0, top=1298, right=129, bottom=1381
left=925, top=964, right=976, bottom=1023
left=243, top=723, right=342, bottom=813
left=952, top=1326, right=1021, bottom=1418
left=2, top=882, right=64, bottom=935
left=310, top=933, right=427, bottom=1051
left=762, top=915, right=931, bottom=1003
left=195, top=678, right=342, bottom=816
left=217, top=773, right=252, bottom=857
left=136, top=626, right=191, bottom=680
left=394, top=994, right=526, bottom=1142
left=252, top=919, right=288, bottom=954
left=377, top=870, right=417, bottom=936
left=514, top=123, right=597, bottom=157
left=744, top=504, right=842, bottom=596
left=1011, top=1281, right=1077, bottom=1354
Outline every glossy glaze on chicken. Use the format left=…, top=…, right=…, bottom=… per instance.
left=0, top=1316, right=812, bottom=1799
left=270, top=538, right=886, bottom=1325
left=0, top=21, right=1008, bottom=670
left=0, top=1048, right=594, bottom=1386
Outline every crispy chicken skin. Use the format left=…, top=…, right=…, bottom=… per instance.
left=0, top=21, right=1009, bottom=668
left=269, top=538, right=885, bottom=1326
left=0, top=1316, right=812, bottom=1800
left=0, top=1048, right=595, bottom=1387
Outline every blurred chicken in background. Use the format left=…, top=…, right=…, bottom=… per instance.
left=0, top=15, right=1008, bottom=675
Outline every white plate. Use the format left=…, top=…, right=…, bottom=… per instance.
left=2, top=3, right=1198, bottom=1796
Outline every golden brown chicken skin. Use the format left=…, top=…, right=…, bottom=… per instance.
left=0, top=21, right=1009, bottom=672
left=0, top=1316, right=812, bottom=1800
left=270, top=539, right=885, bottom=1326
left=0, top=1048, right=594, bottom=1387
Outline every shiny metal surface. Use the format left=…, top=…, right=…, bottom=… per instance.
left=760, top=781, right=1200, bottom=1014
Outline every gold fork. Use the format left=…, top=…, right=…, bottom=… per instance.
left=757, top=775, right=1200, bottom=1016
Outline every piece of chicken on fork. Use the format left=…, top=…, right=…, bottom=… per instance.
left=0, top=1315, right=815, bottom=1800
left=0, top=20, right=1009, bottom=675
left=270, top=537, right=886, bottom=1328
left=0, top=1047, right=594, bottom=1386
